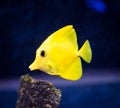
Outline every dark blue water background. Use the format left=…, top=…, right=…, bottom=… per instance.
left=0, top=0, right=120, bottom=108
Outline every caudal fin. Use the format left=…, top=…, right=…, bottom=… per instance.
left=77, top=40, right=92, bottom=63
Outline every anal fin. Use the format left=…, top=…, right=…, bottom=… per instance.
left=60, top=58, right=82, bottom=81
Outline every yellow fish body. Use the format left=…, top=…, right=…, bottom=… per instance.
left=29, top=25, right=92, bottom=80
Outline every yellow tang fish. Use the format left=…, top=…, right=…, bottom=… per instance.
left=29, top=25, right=92, bottom=80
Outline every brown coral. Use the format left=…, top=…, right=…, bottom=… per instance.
left=16, top=74, right=61, bottom=108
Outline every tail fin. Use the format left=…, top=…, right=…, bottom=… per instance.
left=77, top=40, right=92, bottom=63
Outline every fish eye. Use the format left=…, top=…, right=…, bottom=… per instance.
left=40, top=50, right=46, bottom=57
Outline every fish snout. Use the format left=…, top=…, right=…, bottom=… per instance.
left=29, top=60, right=39, bottom=71
left=29, top=64, right=35, bottom=71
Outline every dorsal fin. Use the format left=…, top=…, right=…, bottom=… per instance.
left=46, top=25, right=78, bottom=50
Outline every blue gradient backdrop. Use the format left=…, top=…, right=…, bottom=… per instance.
left=0, top=0, right=120, bottom=108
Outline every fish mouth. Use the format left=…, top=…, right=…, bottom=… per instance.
left=29, top=61, right=39, bottom=71
left=29, top=65, right=35, bottom=71
left=29, top=64, right=35, bottom=71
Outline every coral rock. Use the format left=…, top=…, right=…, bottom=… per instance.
left=16, top=74, right=61, bottom=108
